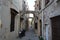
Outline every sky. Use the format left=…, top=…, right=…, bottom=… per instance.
left=29, top=14, right=34, bottom=17
left=26, top=0, right=35, bottom=11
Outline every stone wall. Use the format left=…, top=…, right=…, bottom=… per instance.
left=39, top=0, right=60, bottom=40
left=0, top=0, right=11, bottom=40
left=44, top=1, right=60, bottom=40
left=0, top=0, right=21, bottom=40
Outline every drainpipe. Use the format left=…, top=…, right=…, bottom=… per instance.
left=41, top=0, right=45, bottom=37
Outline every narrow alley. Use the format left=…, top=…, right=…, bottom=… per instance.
left=8, top=26, right=39, bottom=40
left=16, top=29, right=39, bottom=40
left=0, top=0, right=60, bottom=40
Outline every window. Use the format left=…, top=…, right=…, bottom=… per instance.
left=37, top=4, right=38, bottom=7
left=20, top=17, right=24, bottom=22
left=24, top=1, right=25, bottom=4
left=35, top=7, right=36, bottom=10
left=45, top=0, right=50, bottom=5
left=40, top=20, right=42, bottom=36
left=57, top=0, right=60, bottom=3
left=35, top=23, right=37, bottom=29
left=35, top=1, right=37, bottom=3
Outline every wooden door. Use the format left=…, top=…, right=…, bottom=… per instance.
left=51, top=15, right=60, bottom=40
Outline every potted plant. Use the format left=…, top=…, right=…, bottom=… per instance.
left=39, top=36, right=44, bottom=40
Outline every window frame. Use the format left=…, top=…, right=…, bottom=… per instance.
left=39, top=1, right=41, bottom=10
left=57, top=0, right=60, bottom=3
left=45, top=0, right=50, bottom=6
left=35, top=23, right=37, bottom=29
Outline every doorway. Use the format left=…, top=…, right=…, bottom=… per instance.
left=40, top=20, right=42, bottom=36
left=10, top=8, right=18, bottom=32
left=35, top=23, right=37, bottom=30
left=51, top=15, right=60, bottom=40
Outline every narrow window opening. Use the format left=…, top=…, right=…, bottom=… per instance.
left=45, top=0, right=50, bottom=5
left=35, top=23, right=37, bottom=29
left=57, top=0, right=60, bottom=3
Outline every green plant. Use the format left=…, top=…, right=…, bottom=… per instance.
left=39, top=36, right=44, bottom=40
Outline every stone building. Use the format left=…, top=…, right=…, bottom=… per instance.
left=34, top=0, right=41, bottom=36
left=35, top=0, right=60, bottom=40
left=20, top=0, right=29, bottom=31
left=0, top=0, right=27, bottom=40
left=42, top=0, right=60, bottom=40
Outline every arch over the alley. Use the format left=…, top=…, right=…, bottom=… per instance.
left=19, top=10, right=40, bottom=17
left=19, top=10, right=41, bottom=36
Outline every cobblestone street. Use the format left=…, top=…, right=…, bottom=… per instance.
left=15, top=29, right=39, bottom=40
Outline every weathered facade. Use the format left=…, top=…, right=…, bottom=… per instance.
left=20, top=0, right=29, bottom=31
left=0, top=0, right=27, bottom=40
left=38, top=0, right=60, bottom=40
left=35, top=0, right=60, bottom=40
left=0, top=0, right=11, bottom=40
left=34, top=0, right=41, bottom=36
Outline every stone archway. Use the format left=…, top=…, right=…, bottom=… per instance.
left=19, top=10, right=40, bottom=36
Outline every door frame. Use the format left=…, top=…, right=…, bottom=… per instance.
left=50, top=15, right=60, bottom=40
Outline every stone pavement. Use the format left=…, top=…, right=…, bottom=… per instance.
left=15, top=29, right=39, bottom=40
